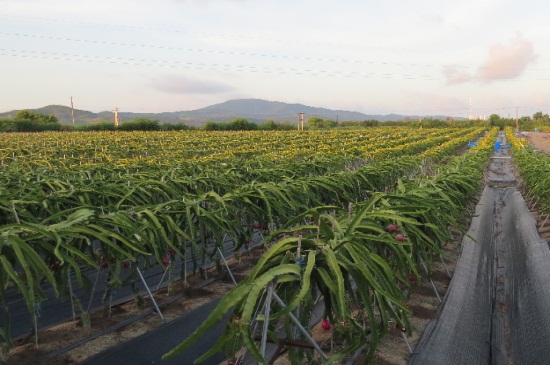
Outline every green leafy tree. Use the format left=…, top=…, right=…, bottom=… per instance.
left=532, top=111, right=546, bottom=120
left=14, top=110, right=58, bottom=124
left=118, top=118, right=160, bottom=131
left=161, top=122, right=193, bottom=131
left=361, top=119, right=379, bottom=127
left=203, top=121, right=226, bottom=131
left=226, top=118, right=258, bottom=131
left=258, top=120, right=278, bottom=130
left=75, top=121, right=116, bottom=131
left=0, top=119, right=16, bottom=132
left=3, top=110, right=61, bottom=132
left=531, top=111, right=549, bottom=130
left=489, top=114, right=507, bottom=129
left=308, top=116, right=337, bottom=129
left=258, top=120, right=296, bottom=130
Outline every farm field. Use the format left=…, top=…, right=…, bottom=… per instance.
left=0, top=127, right=481, bottom=167
left=526, top=130, right=550, bottom=155
left=1, top=126, right=505, bottom=364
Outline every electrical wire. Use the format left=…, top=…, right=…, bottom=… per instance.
left=5, top=48, right=547, bottom=82
left=1, top=14, right=548, bottom=118
left=0, top=31, right=470, bottom=70
left=0, top=48, right=448, bottom=80
left=0, top=14, right=444, bottom=55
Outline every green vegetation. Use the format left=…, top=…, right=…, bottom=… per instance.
left=0, top=126, right=491, bottom=361
left=0, top=110, right=62, bottom=132
left=10, top=107, right=547, bottom=133
left=506, top=127, right=550, bottom=212
left=164, top=128, right=497, bottom=363
left=487, top=112, right=550, bottom=131
left=307, top=116, right=338, bottom=129
left=202, top=118, right=296, bottom=131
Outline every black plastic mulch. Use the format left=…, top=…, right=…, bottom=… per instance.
left=79, top=298, right=229, bottom=365
left=410, top=135, right=550, bottom=364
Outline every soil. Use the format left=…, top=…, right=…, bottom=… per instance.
left=526, top=131, right=550, bottom=155
left=365, top=244, right=459, bottom=365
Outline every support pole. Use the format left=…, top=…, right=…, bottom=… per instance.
left=420, top=258, right=442, bottom=303
left=400, top=331, right=413, bottom=354
left=33, top=303, right=40, bottom=348
left=137, top=268, right=164, bottom=320
left=156, top=265, right=170, bottom=291
left=439, top=254, right=451, bottom=279
left=298, top=112, right=305, bottom=131
left=217, top=247, right=237, bottom=286
left=516, top=106, right=519, bottom=132
left=87, top=268, right=101, bottom=313
left=67, top=270, right=76, bottom=322
left=259, top=283, right=274, bottom=360
left=70, top=96, right=75, bottom=125
left=113, top=107, right=119, bottom=127
left=271, top=292, right=329, bottom=360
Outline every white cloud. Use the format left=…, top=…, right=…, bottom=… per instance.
left=475, top=33, right=536, bottom=82
left=443, top=34, right=537, bottom=85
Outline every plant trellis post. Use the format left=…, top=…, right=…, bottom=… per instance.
left=259, top=282, right=274, bottom=359
left=217, top=247, right=237, bottom=286
left=271, top=292, right=329, bottom=361
left=420, top=258, right=441, bottom=303
left=136, top=268, right=164, bottom=320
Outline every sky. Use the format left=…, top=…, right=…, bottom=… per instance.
left=1, top=0, right=549, bottom=119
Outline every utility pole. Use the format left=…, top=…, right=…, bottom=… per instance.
left=113, top=107, right=119, bottom=127
left=516, top=107, right=519, bottom=131
left=298, top=112, right=304, bottom=131
left=70, top=96, right=75, bottom=125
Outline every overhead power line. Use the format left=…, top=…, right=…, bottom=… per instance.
left=0, top=48, right=444, bottom=80
left=0, top=31, right=478, bottom=70
left=3, top=48, right=548, bottom=82
left=0, top=14, right=438, bottom=54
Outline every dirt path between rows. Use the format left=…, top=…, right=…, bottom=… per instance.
left=365, top=243, right=460, bottom=365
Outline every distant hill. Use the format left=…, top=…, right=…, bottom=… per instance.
left=0, top=105, right=106, bottom=125
left=0, top=105, right=193, bottom=125
left=0, top=99, right=463, bottom=125
left=180, top=99, right=372, bottom=123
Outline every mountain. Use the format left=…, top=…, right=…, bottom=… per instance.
left=0, top=99, right=462, bottom=125
left=180, top=99, right=373, bottom=123
left=0, top=105, right=105, bottom=125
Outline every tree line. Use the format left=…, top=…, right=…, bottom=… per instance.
left=1, top=110, right=549, bottom=133
left=487, top=112, right=550, bottom=131
left=0, top=111, right=193, bottom=132
left=0, top=111, right=295, bottom=132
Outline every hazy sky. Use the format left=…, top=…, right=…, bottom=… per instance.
left=1, top=0, right=549, bottom=118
